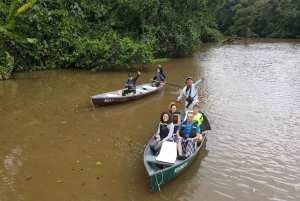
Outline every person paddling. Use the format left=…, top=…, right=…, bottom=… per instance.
left=118, top=71, right=141, bottom=96
left=176, top=75, right=205, bottom=111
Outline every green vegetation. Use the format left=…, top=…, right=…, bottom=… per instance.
left=0, top=0, right=225, bottom=75
left=216, top=0, right=300, bottom=38
left=153, top=58, right=170, bottom=63
left=0, top=0, right=37, bottom=78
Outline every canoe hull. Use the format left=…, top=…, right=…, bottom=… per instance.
left=91, top=83, right=164, bottom=106
left=144, top=110, right=210, bottom=192
left=147, top=139, right=204, bottom=192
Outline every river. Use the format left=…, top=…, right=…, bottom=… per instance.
left=0, top=38, right=299, bottom=201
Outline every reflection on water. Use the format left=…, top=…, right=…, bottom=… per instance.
left=0, top=39, right=300, bottom=200
left=195, top=39, right=300, bottom=201
left=1, top=147, right=24, bottom=200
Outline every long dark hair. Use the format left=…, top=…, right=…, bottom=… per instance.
left=160, top=111, right=173, bottom=124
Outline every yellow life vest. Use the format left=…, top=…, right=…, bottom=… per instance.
left=193, top=113, right=204, bottom=125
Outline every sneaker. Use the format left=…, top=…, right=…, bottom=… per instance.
left=177, top=155, right=183, bottom=160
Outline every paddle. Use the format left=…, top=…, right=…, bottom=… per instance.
left=151, top=80, right=181, bottom=87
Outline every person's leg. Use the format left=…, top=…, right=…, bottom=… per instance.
left=196, top=134, right=203, bottom=143
left=154, top=142, right=163, bottom=153
left=150, top=140, right=158, bottom=151
left=176, top=138, right=183, bottom=156
left=182, top=139, right=189, bottom=157
left=185, top=139, right=196, bottom=157
left=176, top=138, right=184, bottom=159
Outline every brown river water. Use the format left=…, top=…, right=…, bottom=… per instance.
left=1, top=38, right=300, bottom=201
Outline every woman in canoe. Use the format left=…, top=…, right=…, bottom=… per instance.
left=169, top=102, right=181, bottom=134
left=150, top=111, right=174, bottom=154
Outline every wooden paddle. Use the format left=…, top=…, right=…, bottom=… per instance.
left=151, top=80, right=181, bottom=87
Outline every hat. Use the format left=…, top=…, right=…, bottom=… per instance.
left=186, top=77, right=193, bottom=83
left=128, top=73, right=132, bottom=77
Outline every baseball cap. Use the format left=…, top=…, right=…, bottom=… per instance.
left=128, top=73, right=132, bottom=77
left=186, top=77, right=193, bottom=82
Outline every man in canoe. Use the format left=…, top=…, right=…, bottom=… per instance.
left=118, top=71, right=141, bottom=96
left=176, top=75, right=205, bottom=111
left=175, top=111, right=202, bottom=160
left=151, top=65, right=165, bottom=87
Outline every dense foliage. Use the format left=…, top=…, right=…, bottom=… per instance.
left=0, top=0, right=225, bottom=74
left=216, top=0, right=300, bottom=38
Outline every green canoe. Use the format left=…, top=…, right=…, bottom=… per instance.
left=143, top=111, right=210, bottom=192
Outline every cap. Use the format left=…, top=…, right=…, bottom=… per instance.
left=186, top=77, right=193, bottom=83
left=128, top=73, right=132, bottom=77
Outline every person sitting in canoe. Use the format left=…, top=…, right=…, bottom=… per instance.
left=175, top=111, right=202, bottom=160
left=118, top=71, right=141, bottom=96
left=169, top=102, right=181, bottom=134
left=151, top=65, right=165, bottom=87
left=191, top=104, right=207, bottom=136
left=150, top=111, right=174, bottom=154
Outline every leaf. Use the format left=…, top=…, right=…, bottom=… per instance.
left=56, top=180, right=62, bottom=183
left=96, top=162, right=101, bottom=165
left=27, top=38, right=38, bottom=44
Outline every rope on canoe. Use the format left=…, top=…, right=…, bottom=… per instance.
left=155, top=171, right=168, bottom=200
left=91, top=99, right=96, bottom=111
left=155, top=171, right=163, bottom=192
left=90, top=99, right=106, bottom=118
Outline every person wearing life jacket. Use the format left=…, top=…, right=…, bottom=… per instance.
left=175, top=112, right=202, bottom=160
left=150, top=112, right=174, bottom=153
left=176, top=75, right=205, bottom=111
left=192, top=103, right=207, bottom=137
left=169, top=102, right=181, bottom=134
left=118, top=71, right=141, bottom=96
left=152, top=66, right=165, bottom=87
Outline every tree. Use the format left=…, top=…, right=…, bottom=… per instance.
left=0, top=0, right=37, bottom=79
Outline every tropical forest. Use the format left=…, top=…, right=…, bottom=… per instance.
left=1, top=0, right=299, bottom=79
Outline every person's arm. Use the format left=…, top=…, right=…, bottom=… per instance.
left=194, top=75, right=204, bottom=88
left=133, top=71, right=141, bottom=82
left=176, top=122, right=183, bottom=138
left=158, top=65, right=166, bottom=78
left=154, top=123, right=160, bottom=137
left=162, top=123, right=174, bottom=142
left=175, top=113, right=181, bottom=127
left=177, top=87, right=186, bottom=101
left=191, top=124, right=200, bottom=141
left=161, top=74, right=165, bottom=82
left=152, top=75, right=156, bottom=83
left=195, top=124, right=200, bottom=136
left=133, top=74, right=139, bottom=82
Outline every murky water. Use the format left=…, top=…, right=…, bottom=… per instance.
left=1, top=39, right=300, bottom=201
